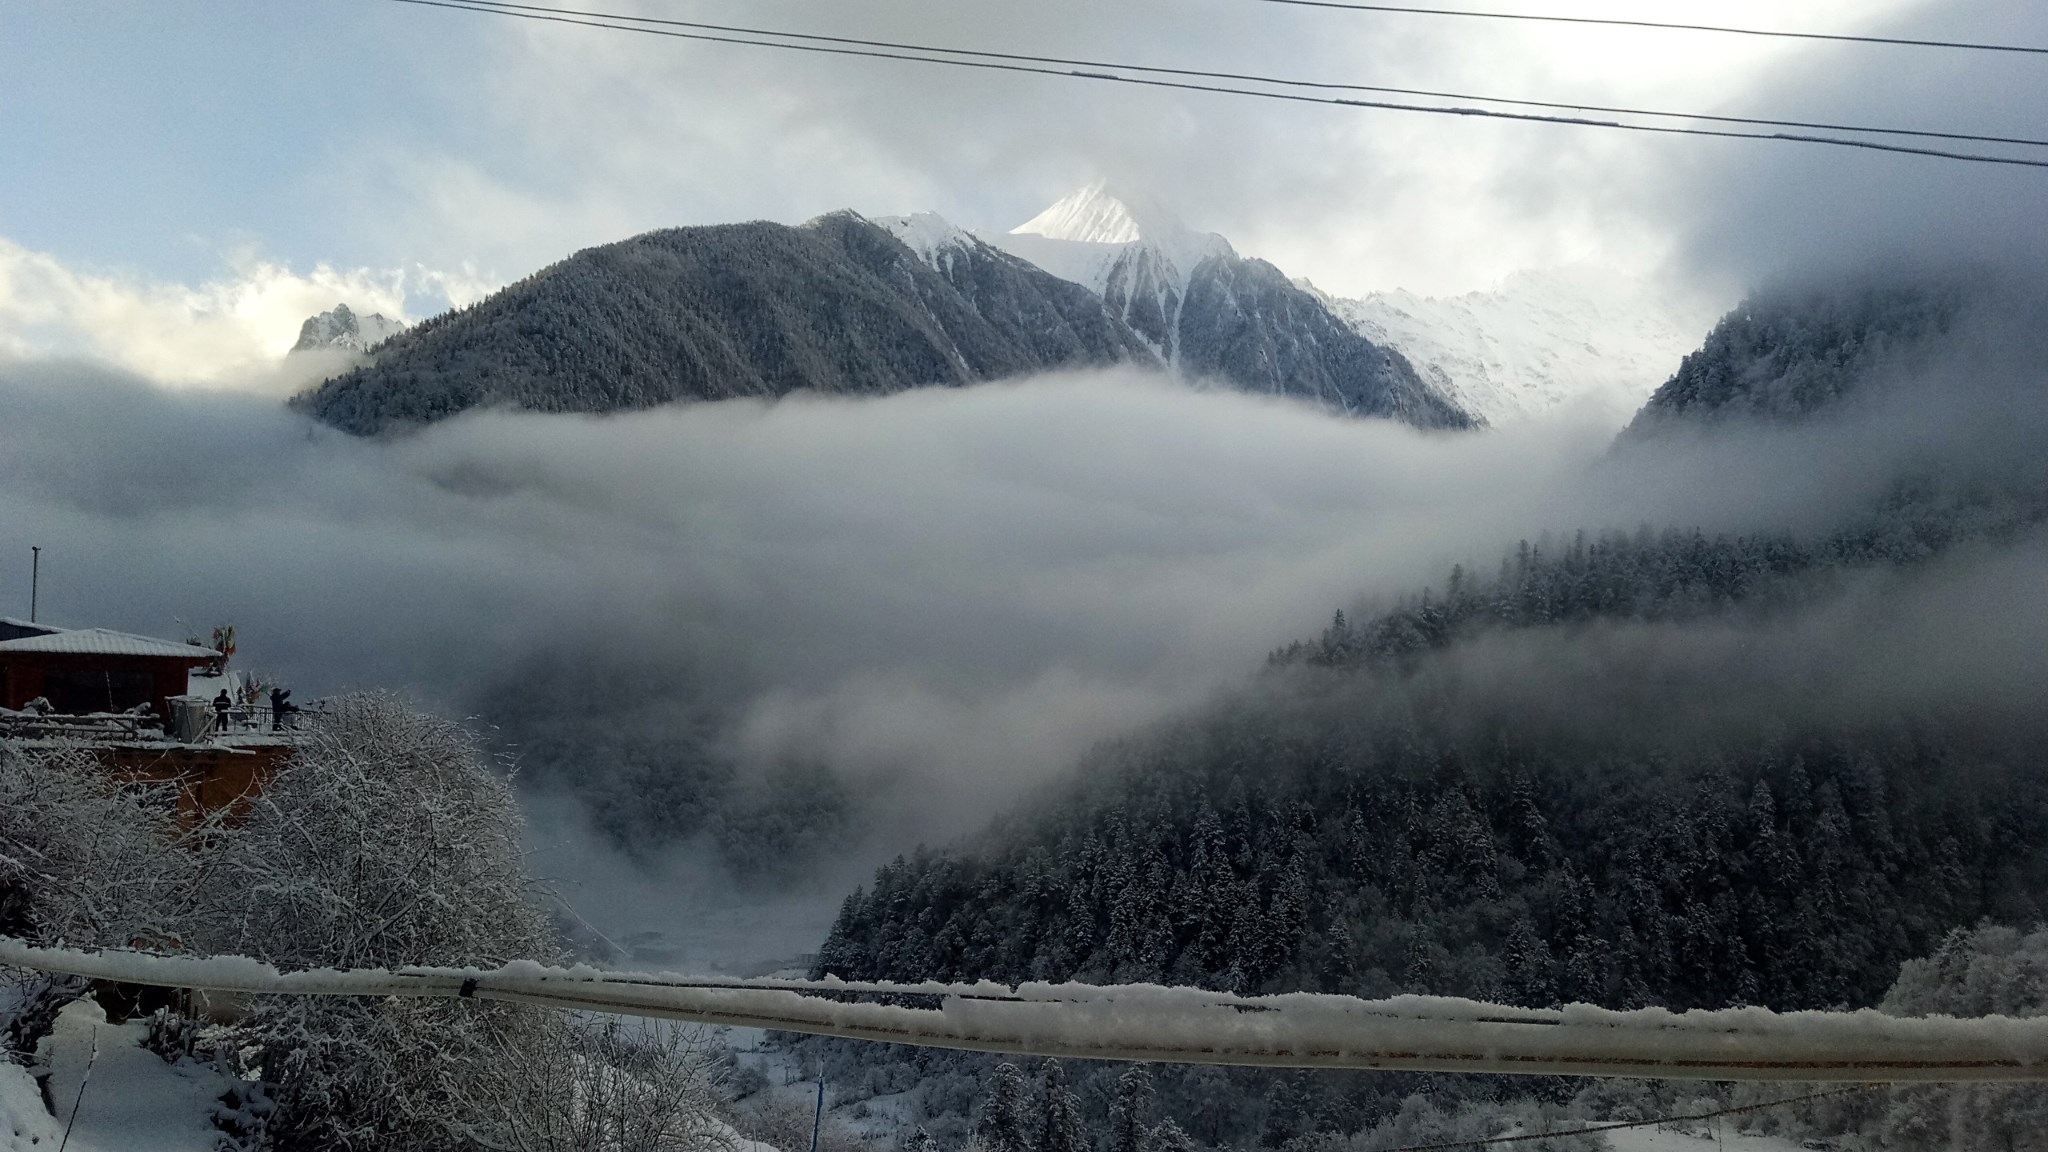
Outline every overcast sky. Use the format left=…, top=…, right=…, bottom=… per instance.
left=6, top=0, right=2046, bottom=384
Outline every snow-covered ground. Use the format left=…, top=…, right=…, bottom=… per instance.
left=0, top=1000, right=226, bottom=1152
left=1606, top=1123, right=1812, bottom=1152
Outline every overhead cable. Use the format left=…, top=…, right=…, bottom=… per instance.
left=1371, top=1085, right=1877, bottom=1152
left=432, top=0, right=2048, bottom=153
left=9, top=936, right=2048, bottom=1081
left=380, top=0, right=2048, bottom=170
left=1257, top=0, right=2048, bottom=58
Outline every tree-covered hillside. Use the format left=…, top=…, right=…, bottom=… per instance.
left=1624, top=279, right=1965, bottom=433
left=812, top=268, right=2048, bottom=1037
left=296, top=213, right=1160, bottom=434
left=294, top=211, right=1474, bottom=435
left=817, top=605, right=2048, bottom=1013
left=1176, top=254, right=1471, bottom=429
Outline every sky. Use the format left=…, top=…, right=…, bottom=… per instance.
left=6, top=0, right=2046, bottom=385
left=6, top=0, right=2048, bottom=966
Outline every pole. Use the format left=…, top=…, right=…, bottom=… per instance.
left=809, top=1076, right=826, bottom=1152
left=30, top=546, right=39, bottom=623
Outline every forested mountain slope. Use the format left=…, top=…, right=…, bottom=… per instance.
left=814, top=271, right=2048, bottom=1022
left=1175, top=254, right=1468, bottom=426
left=294, top=213, right=1160, bottom=434
left=1624, top=279, right=1967, bottom=434
left=816, top=527, right=2048, bottom=1012
left=295, top=205, right=1472, bottom=434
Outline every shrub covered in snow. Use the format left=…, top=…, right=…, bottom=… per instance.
left=0, top=741, right=202, bottom=951
left=193, top=693, right=729, bottom=1152
left=1872, top=925, right=2048, bottom=1152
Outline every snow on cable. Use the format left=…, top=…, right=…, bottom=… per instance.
left=6, top=938, right=2048, bottom=1082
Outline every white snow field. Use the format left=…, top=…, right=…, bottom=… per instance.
left=1605, top=1124, right=1811, bottom=1152
left=0, top=999, right=224, bottom=1152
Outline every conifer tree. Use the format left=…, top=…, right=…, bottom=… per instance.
left=1033, top=1060, right=1088, bottom=1152
left=1143, top=1119, right=1196, bottom=1152
left=980, top=1062, right=1031, bottom=1152
left=1107, top=1066, right=1154, bottom=1152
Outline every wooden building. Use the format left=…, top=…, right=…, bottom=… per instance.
left=0, top=622, right=220, bottom=722
left=0, top=620, right=292, bottom=822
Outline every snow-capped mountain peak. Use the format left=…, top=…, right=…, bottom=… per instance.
left=987, top=185, right=1236, bottom=360
left=1010, top=180, right=1186, bottom=246
left=290, top=303, right=406, bottom=355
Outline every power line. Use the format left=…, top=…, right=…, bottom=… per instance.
left=432, top=0, right=2048, bottom=153
left=1257, top=0, right=2048, bottom=58
left=10, top=936, right=2048, bottom=1081
left=381, top=0, right=2048, bottom=170
left=1371, top=1085, right=1879, bottom=1152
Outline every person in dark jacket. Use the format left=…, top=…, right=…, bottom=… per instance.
left=270, top=687, right=294, bottom=731
left=212, top=689, right=234, bottom=732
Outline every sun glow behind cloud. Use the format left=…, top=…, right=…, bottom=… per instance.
left=0, top=238, right=492, bottom=389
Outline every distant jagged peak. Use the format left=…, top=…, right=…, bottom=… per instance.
left=291, top=302, right=406, bottom=355
left=1014, top=181, right=1235, bottom=257
left=1011, top=179, right=1197, bottom=246
left=997, top=182, right=1234, bottom=295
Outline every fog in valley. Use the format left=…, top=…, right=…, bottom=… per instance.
left=6, top=270, right=2046, bottom=968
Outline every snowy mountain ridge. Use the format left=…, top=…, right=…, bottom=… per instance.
left=881, top=186, right=1711, bottom=423
left=984, top=182, right=1236, bottom=364
left=1314, top=269, right=1719, bottom=425
left=297, top=191, right=1466, bottom=432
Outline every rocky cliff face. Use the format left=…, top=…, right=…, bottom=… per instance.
left=290, top=303, right=406, bottom=355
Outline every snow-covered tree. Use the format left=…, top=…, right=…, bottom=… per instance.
left=204, top=691, right=549, bottom=970
left=201, top=693, right=560, bottom=1151
left=480, top=1018, right=736, bottom=1152
left=0, top=741, right=202, bottom=950
left=1872, top=925, right=2048, bottom=1152
left=1142, top=1119, right=1194, bottom=1152
left=1033, top=1060, right=1087, bottom=1152
left=1107, top=1065, right=1154, bottom=1152
left=979, top=1062, right=1031, bottom=1152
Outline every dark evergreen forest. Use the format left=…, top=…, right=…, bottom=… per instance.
left=793, top=276, right=2048, bottom=1149
left=815, top=518, right=2048, bottom=1013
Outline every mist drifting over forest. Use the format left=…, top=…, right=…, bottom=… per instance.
left=3, top=264, right=2045, bottom=918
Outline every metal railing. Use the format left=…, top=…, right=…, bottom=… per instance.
left=0, top=708, right=161, bottom=742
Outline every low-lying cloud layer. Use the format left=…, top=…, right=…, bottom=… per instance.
left=4, top=298, right=2044, bottom=959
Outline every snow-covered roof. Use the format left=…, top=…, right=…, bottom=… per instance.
left=0, top=616, right=61, bottom=636
left=0, top=627, right=219, bottom=659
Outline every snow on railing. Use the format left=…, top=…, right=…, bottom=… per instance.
left=5, top=937, right=2048, bottom=1082
left=0, top=707, right=161, bottom=742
